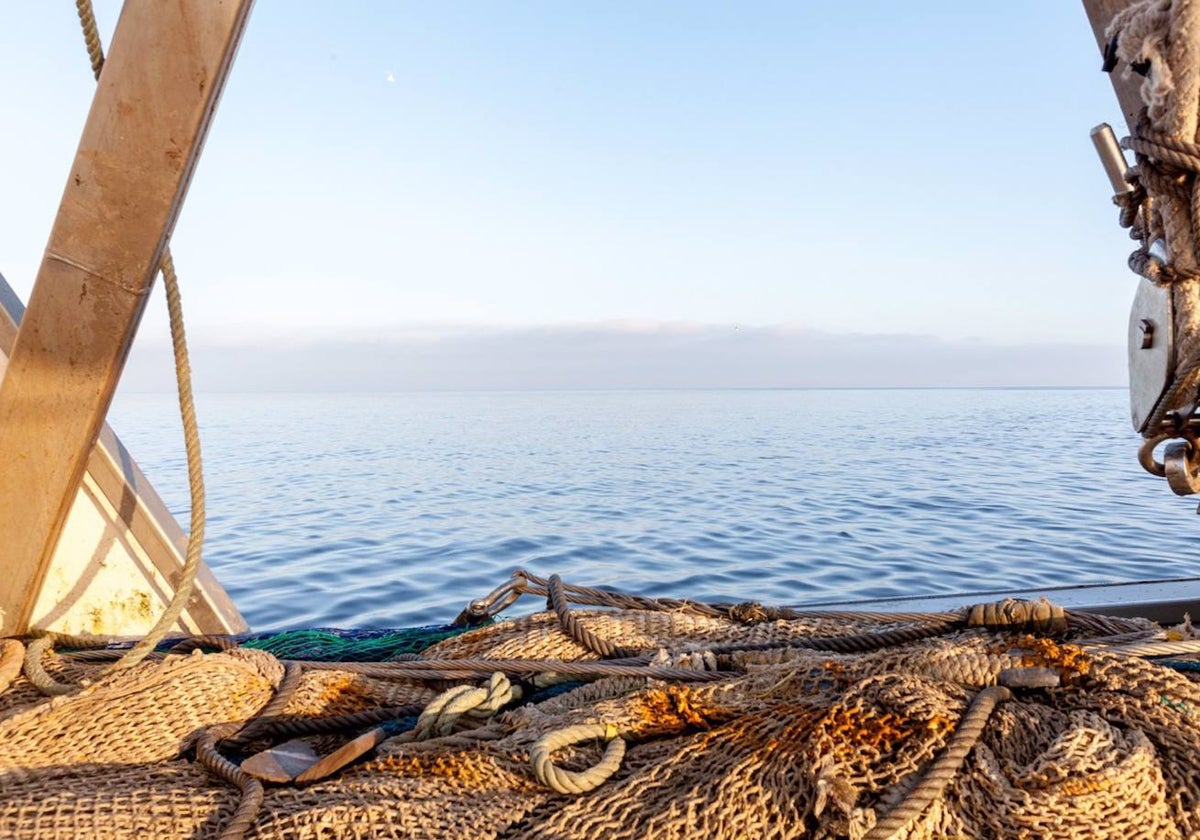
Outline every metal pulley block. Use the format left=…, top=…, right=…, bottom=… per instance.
left=1087, top=125, right=1179, bottom=436
left=1128, top=277, right=1174, bottom=434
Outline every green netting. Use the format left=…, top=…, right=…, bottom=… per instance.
left=238, top=624, right=477, bottom=661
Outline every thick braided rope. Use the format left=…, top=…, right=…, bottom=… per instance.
left=219, top=661, right=304, bottom=752
left=1108, top=3, right=1200, bottom=431
left=21, top=632, right=110, bottom=696
left=413, top=672, right=518, bottom=739
left=113, top=251, right=207, bottom=670
left=73, top=0, right=103, bottom=79
left=530, top=722, right=627, bottom=795
left=506, top=571, right=965, bottom=625
left=194, top=723, right=265, bottom=840
left=966, top=598, right=1066, bottom=634
left=21, top=636, right=74, bottom=696
left=863, top=685, right=1012, bottom=840
left=518, top=571, right=726, bottom=618
left=547, top=574, right=638, bottom=659
left=1128, top=130, right=1200, bottom=175
left=71, top=0, right=208, bottom=674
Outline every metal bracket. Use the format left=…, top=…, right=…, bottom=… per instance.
left=1129, top=277, right=1174, bottom=433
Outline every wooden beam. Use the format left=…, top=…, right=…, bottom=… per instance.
left=1081, top=0, right=1148, bottom=133
left=0, top=1, right=253, bottom=635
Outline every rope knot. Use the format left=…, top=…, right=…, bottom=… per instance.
left=727, top=602, right=772, bottom=625
left=413, top=672, right=520, bottom=740
left=966, top=598, right=1067, bottom=634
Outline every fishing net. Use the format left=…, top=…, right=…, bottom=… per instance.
left=239, top=626, right=471, bottom=662
left=1, top=571, right=1199, bottom=839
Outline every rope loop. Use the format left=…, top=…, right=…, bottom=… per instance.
left=530, top=723, right=626, bottom=795
left=413, top=672, right=519, bottom=740
left=546, top=574, right=638, bottom=659
left=965, top=598, right=1067, bottom=634
left=21, top=632, right=112, bottom=696
left=1126, top=130, right=1200, bottom=176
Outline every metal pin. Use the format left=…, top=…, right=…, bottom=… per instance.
left=1091, top=123, right=1134, bottom=195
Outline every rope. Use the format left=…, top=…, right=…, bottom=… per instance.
left=705, top=619, right=961, bottom=658
left=23, top=635, right=76, bottom=696
left=21, top=632, right=110, bottom=696
left=863, top=685, right=1012, bottom=840
left=71, top=0, right=208, bottom=674
left=547, top=574, right=638, bottom=659
left=1100, top=638, right=1200, bottom=657
left=1066, top=611, right=1155, bottom=637
left=168, top=634, right=241, bottom=655
left=530, top=722, right=627, bottom=795
left=194, top=723, right=265, bottom=840
left=515, top=571, right=727, bottom=618
left=112, top=251, right=207, bottom=670
left=1106, top=5, right=1200, bottom=445
left=235, top=705, right=424, bottom=742
left=966, top=598, right=1066, bottom=634
left=475, top=570, right=965, bottom=625
left=73, top=0, right=103, bottom=79
left=412, top=672, right=519, bottom=739
left=220, top=661, right=304, bottom=752
left=293, top=658, right=727, bottom=682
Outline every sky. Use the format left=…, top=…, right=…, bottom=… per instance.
left=0, top=2, right=1139, bottom=389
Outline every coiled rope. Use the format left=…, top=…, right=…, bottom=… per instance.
left=530, top=722, right=627, bottom=795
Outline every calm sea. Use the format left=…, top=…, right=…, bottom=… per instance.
left=107, top=388, right=1200, bottom=631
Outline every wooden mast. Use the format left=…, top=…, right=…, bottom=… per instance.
left=0, top=1, right=253, bottom=635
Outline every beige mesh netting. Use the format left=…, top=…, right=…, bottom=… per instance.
left=1, top=578, right=1199, bottom=839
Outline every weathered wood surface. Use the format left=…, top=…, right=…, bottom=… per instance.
left=1082, top=0, right=1149, bottom=133
left=0, top=1, right=254, bottom=635
left=0, top=273, right=246, bottom=636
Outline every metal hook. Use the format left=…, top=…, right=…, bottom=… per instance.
left=1139, top=433, right=1170, bottom=477
left=1165, top=439, right=1200, bottom=495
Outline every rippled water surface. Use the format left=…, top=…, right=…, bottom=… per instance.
left=107, top=389, right=1200, bottom=630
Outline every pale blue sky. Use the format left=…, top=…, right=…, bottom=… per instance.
left=0, top=2, right=1136, bottom=386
